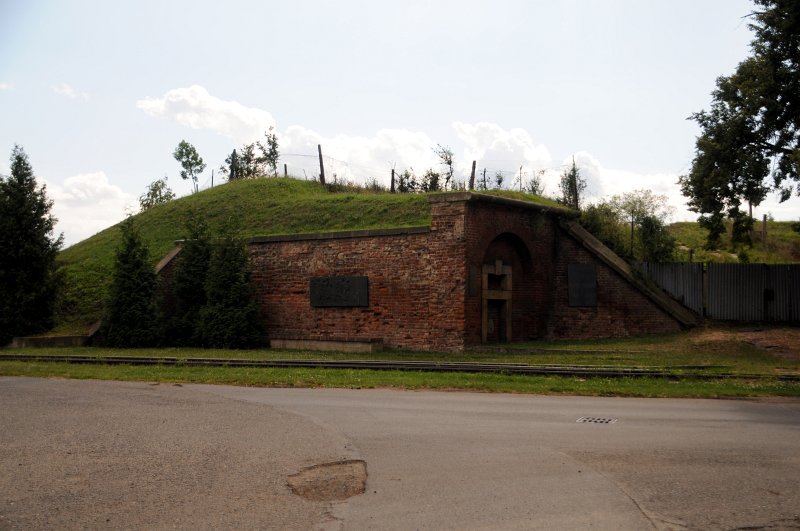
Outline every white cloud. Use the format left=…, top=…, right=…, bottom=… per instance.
left=0, top=83, right=11, bottom=91
left=282, top=121, right=558, bottom=189
left=281, top=125, right=439, bottom=183
left=132, top=84, right=702, bottom=217
left=453, top=121, right=551, bottom=168
left=45, top=172, right=136, bottom=246
left=52, top=82, right=88, bottom=101
left=136, top=85, right=275, bottom=143
left=452, top=121, right=554, bottom=189
left=567, top=152, right=692, bottom=220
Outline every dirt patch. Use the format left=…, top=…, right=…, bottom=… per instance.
left=287, top=460, right=367, bottom=502
left=736, top=329, right=800, bottom=360
left=691, top=326, right=800, bottom=360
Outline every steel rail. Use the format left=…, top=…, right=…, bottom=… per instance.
left=1, top=354, right=799, bottom=381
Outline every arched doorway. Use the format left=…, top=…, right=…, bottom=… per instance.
left=481, top=233, right=533, bottom=344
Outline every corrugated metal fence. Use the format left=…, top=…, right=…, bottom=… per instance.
left=638, top=263, right=704, bottom=315
left=638, top=262, right=800, bottom=322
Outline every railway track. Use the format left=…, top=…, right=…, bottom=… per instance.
left=2, top=354, right=799, bottom=381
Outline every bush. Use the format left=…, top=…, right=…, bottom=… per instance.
left=580, top=203, right=632, bottom=260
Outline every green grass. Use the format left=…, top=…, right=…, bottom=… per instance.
left=10, top=327, right=798, bottom=375
left=4, top=327, right=800, bottom=398
left=1, top=361, right=797, bottom=398
left=54, top=178, right=432, bottom=334
left=52, top=178, right=562, bottom=336
left=669, top=220, right=800, bottom=263
left=474, top=189, right=568, bottom=210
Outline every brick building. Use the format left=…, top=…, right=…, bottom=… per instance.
left=219, top=192, right=695, bottom=352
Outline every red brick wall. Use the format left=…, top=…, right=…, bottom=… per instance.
left=248, top=200, right=467, bottom=351
left=242, top=196, right=682, bottom=352
left=460, top=199, right=681, bottom=344
left=546, top=228, right=681, bottom=338
left=462, top=201, right=557, bottom=345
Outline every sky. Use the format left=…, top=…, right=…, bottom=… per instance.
left=2, top=0, right=794, bottom=247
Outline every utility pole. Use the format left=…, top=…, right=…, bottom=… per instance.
left=284, top=163, right=288, bottom=177
left=391, top=168, right=396, bottom=193
left=317, top=144, right=326, bottom=185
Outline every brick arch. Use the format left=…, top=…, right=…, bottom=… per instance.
left=482, top=232, right=532, bottom=273
left=480, top=232, right=537, bottom=343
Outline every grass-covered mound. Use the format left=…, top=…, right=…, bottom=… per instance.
left=51, top=178, right=576, bottom=336
left=668, top=220, right=800, bottom=263
left=54, top=178, right=432, bottom=334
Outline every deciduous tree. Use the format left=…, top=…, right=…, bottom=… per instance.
left=680, top=0, right=800, bottom=248
left=258, top=128, right=280, bottom=177
left=434, top=144, right=454, bottom=190
left=609, top=189, right=673, bottom=256
left=139, top=176, right=175, bottom=211
left=558, top=158, right=586, bottom=210
left=173, top=140, right=206, bottom=193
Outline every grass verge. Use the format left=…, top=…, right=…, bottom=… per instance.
left=5, top=327, right=799, bottom=397
left=1, top=361, right=798, bottom=398
left=7, top=327, right=800, bottom=376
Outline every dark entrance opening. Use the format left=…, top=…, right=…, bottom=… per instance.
left=486, top=299, right=507, bottom=343
left=481, top=260, right=512, bottom=343
left=480, top=233, right=535, bottom=344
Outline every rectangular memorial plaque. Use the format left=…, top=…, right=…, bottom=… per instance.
left=310, top=276, right=369, bottom=307
left=568, top=264, right=597, bottom=307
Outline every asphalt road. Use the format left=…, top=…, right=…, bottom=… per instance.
left=0, top=378, right=356, bottom=530
left=2, top=377, right=799, bottom=530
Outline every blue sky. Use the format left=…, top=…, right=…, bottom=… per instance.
left=3, top=0, right=791, bottom=246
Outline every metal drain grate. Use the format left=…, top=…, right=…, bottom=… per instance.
left=576, top=416, right=618, bottom=424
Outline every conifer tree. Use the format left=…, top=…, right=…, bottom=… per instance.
left=198, top=222, right=263, bottom=348
left=101, top=217, right=159, bottom=347
left=167, top=212, right=211, bottom=345
left=0, top=145, right=63, bottom=344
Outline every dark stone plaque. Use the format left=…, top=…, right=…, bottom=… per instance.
left=568, top=264, right=597, bottom=307
left=310, top=276, right=369, bottom=307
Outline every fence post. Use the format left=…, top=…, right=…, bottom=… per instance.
left=391, top=168, right=396, bottom=193
left=318, top=144, right=326, bottom=185
left=469, top=161, right=476, bottom=190
left=702, top=262, right=709, bottom=317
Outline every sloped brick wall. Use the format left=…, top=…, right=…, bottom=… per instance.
left=547, top=228, right=682, bottom=338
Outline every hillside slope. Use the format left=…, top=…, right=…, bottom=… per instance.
left=668, top=220, right=800, bottom=263
left=53, top=178, right=564, bottom=336
left=54, top=178, right=431, bottom=334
